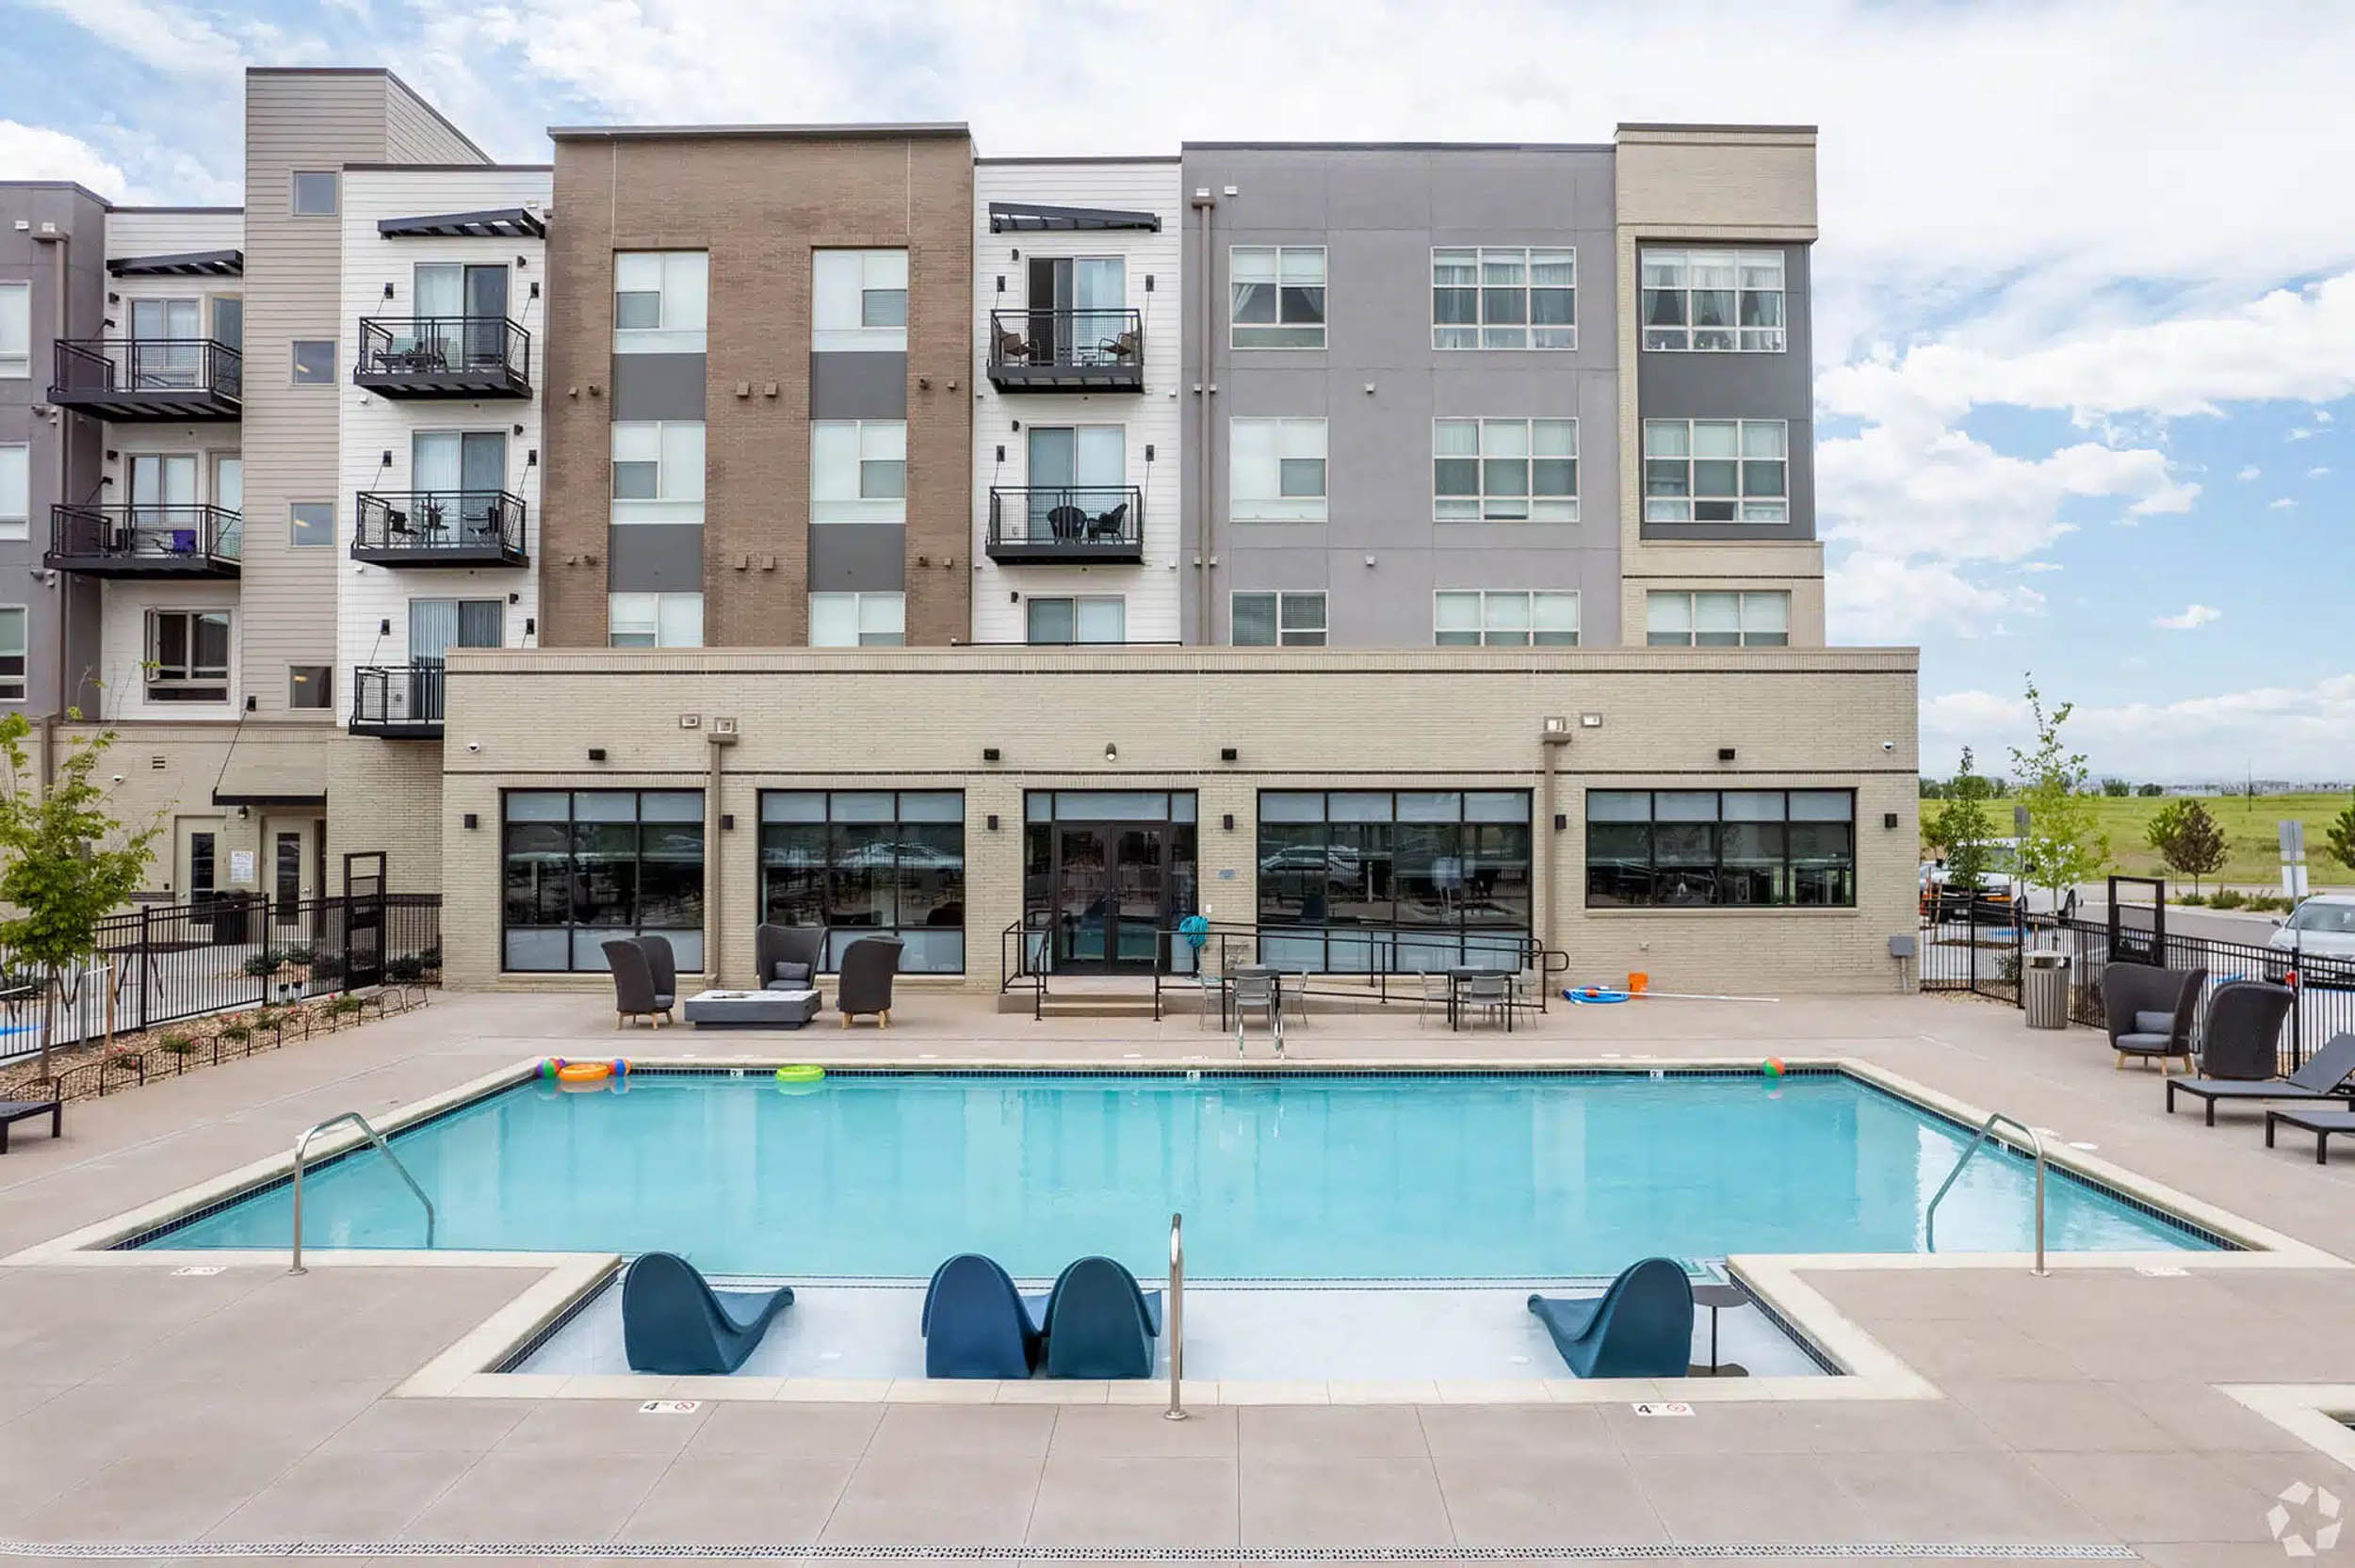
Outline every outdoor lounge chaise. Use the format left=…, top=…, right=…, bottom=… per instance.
left=920, top=1253, right=1047, bottom=1378
left=621, top=1251, right=793, bottom=1375
left=1527, top=1257, right=1695, bottom=1379
left=2266, top=1107, right=2355, bottom=1164
left=1040, top=1254, right=1162, bottom=1379
left=0, top=1098, right=61, bottom=1154
left=2166, top=1031, right=2355, bottom=1126
left=2104, top=962, right=2206, bottom=1072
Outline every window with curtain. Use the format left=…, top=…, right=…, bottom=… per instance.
left=1026, top=596, right=1125, bottom=645
left=0, top=607, right=24, bottom=701
left=1231, top=590, right=1326, bottom=646
left=1229, top=417, right=1326, bottom=521
left=1256, top=790, right=1531, bottom=972
left=1230, top=247, right=1325, bottom=348
left=145, top=609, right=230, bottom=703
left=1645, top=590, right=1789, bottom=647
left=613, top=251, right=708, bottom=352
left=413, top=429, right=507, bottom=534
left=408, top=598, right=504, bottom=662
left=1435, top=419, right=1576, bottom=521
left=1640, top=248, right=1786, bottom=352
left=610, top=421, right=705, bottom=524
left=609, top=592, right=703, bottom=648
left=1023, top=255, right=1128, bottom=365
left=811, top=421, right=907, bottom=523
left=1434, top=590, right=1578, bottom=647
left=503, top=790, right=706, bottom=972
left=1432, top=247, right=1574, bottom=349
left=1644, top=420, right=1788, bottom=523
left=759, top=791, right=965, bottom=973
left=813, top=250, right=909, bottom=350
left=1585, top=789, right=1853, bottom=908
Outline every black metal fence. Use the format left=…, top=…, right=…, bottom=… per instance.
left=1919, top=903, right=2355, bottom=1073
left=0, top=893, right=441, bottom=1061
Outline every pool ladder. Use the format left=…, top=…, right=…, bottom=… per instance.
left=287, top=1111, right=436, bottom=1275
left=1164, top=1211, right=1187, bottom=1420
left=1925, top=1110, right=2047, bottom=1276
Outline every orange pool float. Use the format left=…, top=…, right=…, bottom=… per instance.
left=556, top=1060, right=613, bottom=1084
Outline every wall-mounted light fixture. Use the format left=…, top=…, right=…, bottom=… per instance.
left=986, top=814, right=1000, bottom=832
left=983, top=747, right=1001, bottom=763
left=382, top=282, right=395, bottom=299
left=1554, top=813, right=1568, bottom=831
left=1717, top=748, right=1737, bottom=762
left=1883, top=813, right=1900, bottom=831
left=1103, top=742, right=1118, bottom=763
left=1579, top=713, right=1604, bottom=729
left=1222, top=813, right=1235, bottom=831
left=380, top=619, right=391, bottom=635
left=1220, top=747, right=1238, bottom=762
left=463, top=813, right=479, bottom=831
left=525, top=617, right=535, bottom=636
left=508, top=591, right=520, bottom=605
left=588, top=747, right=608, bottom=762
left=720, top=814, right=735, bottom=831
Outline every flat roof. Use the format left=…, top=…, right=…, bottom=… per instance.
left=1617, top=121, right=1819, bottom=136
left=1183, top=140, right=1612, bottom=154
left=550, top=121, right=968, bottom=141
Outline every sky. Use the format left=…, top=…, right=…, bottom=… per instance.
left=3, top=0, right=2350, bottom=786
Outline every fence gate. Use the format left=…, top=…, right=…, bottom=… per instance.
left=2105, top=874, right=2167, bottom=967
left=343, top=851, right=387, bottom=990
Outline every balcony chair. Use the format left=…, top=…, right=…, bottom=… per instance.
left=1085, top=502, right=1130, bottom=542
left=1046, top=505, right=1089, bottom=542
left=1099, top=328, right=1142, bottom=363
left=996, top=329, right=1031, bottom=365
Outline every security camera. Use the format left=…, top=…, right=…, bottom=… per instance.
left=1881, top=740, right=1895, bottom=752
left=110, top=773, right=123, bottom=784
left=465, top=740, right=481, bottom=753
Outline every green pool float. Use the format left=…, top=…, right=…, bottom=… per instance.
left=773, top=1064, right=826, bottom=1085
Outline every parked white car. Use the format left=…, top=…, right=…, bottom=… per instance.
left=1922, top=839, right=2034, bottom=920
left=2265, top=894, right=2355, bottom=986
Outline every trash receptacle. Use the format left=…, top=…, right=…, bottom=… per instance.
left=2023, top=949, right=2071, bottom=1029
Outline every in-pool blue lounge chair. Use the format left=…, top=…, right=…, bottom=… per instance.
left=1527, top=1257, right=1694, bottom=1379
left=1041, top=1254, right=1162, bottom=1379
left=920, top=1253, right=1048, bottom=1378
left=621, top=1251, right=793, bottom=1375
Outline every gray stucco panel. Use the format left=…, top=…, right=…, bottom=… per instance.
left=808, top=523, right=907, bottom=592
left=607, top=524, right=705, bottom=591
left=809, top=352, right=908, bottom=421
left=609, top=353, right=707, bottom=422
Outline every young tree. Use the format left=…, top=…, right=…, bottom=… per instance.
left=2101, top=778, right=2132, bottom=798
left=2008, top=674, right=2111, bottom=914
left=1926, top=748, right=1997, bottom=905
left=2147, top=799, right=2229, bottom=896
left=2136, top=783, right=2166, bottom=798
left=0, top=714, right=163, bottom=1079
left=2327, top=794, right=2355, bottom=876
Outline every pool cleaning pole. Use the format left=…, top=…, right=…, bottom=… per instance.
left=1165, top=1211, right=1186, bottom=1420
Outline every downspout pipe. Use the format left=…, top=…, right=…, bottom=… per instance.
left=34, top=226, right=69, bottom=761
left=1539, top=724, right=1572, bottom=961
left=706, top=727, right=738, bottom=985
left=1191, top=188, right=1216, bottom=646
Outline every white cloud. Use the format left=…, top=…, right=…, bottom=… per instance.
left=2289, top=427, right=2317, bottom=440
left=0, top=121, right=130, bottom=198
left=1827, top=553, right=2046, bottom=643
left=2271, top=497, right=2297, bottom=510
left=2310, top=466, right=2333, bottom=478
left=2153, top=604, right=2222, bottom=630
left=1925, top=675, right=2355, bottom=782
left=14, top=0, right=258, bottom=79
left=2318, top=409, right=2338, bottom=424
left=2238, top=465, right=2263, bottom=480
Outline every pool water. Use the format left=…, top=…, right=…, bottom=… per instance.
left=145, top=1070, right=2212, bottom=1275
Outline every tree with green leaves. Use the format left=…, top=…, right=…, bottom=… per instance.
left=2147, top=798, right=2228, bottom=896
left=1925, top=748, right=1997, bottom=907
left=2008, top=674, right=2110, bottom=914
left=2136, top=783, right=2165, bottom=798
left=0, top=714, right=163, bottom=1079
left=2101, top=778, right=2132, bottom=798
left=2327, top=794, right=2355, bottom=876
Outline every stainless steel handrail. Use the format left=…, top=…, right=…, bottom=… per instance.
left=1164, top=1211, right=1186, bottom=1421
left=288, top=1110, right=435, bottom=1274
left=1925, top=1110, right=2047, bottom=1276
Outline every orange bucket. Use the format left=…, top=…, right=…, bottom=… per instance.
left=1626, top=971, right=1650, bottom=995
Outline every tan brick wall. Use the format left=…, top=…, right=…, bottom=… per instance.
left=49, top=721, right=333, bottom=899
left=322, top=737, right=445, bottom=895
left=542, top=131, right=974, bottom=649
left=436, top=645, right=1920, bottom=997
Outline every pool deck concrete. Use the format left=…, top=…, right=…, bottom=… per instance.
left=3, top=985, right=2354, bottom=1560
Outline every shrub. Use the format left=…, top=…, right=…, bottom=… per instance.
left=102, top=1043, right=144, bottom=1071
left=241, top=947, right=287, bottom=978
left=310, top=952, right=345, bottom=981
left=217, top=1023, right=251, bottom=1043
left=2176, top=892, right=2208, bottom=907
left=2212, top=889, right=2247, bottom=910
left=156, top=1030, right=197, bottom=1056
left=385, top=954, right=424, bottom=983
left=327, top=995, right=365, bottom=1018
left=251, top=1009, right=280, bottom=1031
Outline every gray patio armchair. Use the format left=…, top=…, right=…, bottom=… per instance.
left=638, top=933, right=679, bottom=1022
left=2103, top=962, right=2205, bottom=1073
left=603, top=938, right=666, bottom=1028
left=755, top=922, right=828, bottom=995
left=2194, top=980, right=2298, bottom=1080
left=836, top=936, right=903, bottom=1027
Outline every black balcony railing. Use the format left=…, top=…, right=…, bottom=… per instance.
left=985, top=486, right=1145, bottom=563
left=352, top=490, right=528, bottom=567
left=986, top=308, right=1144, bottom=391
left=48, top=338, right=242, bottom=420
left=47, top=504, right=241, bottom=577
left=349, top=664, right=446, bottom=737
left=352, top=316, right=531, bottom=397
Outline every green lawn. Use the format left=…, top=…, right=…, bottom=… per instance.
left=2067, top=793, right=2350, bottom=890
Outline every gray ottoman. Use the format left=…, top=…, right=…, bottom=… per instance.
left=683, top=988, right=820, bottom=1028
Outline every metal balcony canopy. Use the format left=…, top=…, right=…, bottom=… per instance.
left=107, top=250, right=244, bottom=278
left=377, top=206, right=547, bottom=238
left=987, top=201, right=1161, bottom=234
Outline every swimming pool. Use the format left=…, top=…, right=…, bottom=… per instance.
left=140, top=1069, right=2216, bottom=1275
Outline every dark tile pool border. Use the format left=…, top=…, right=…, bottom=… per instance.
left=114, top=1063, right=2238, bottom=1255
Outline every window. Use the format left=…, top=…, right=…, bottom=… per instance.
left=1027, top=596, right=1125, bottom=645
left=810, top=421, right=906, bottom=524
left=0, top=607, right=24, bottom=702
left=759, top=790, right=966, bottom=974
left=1435, top=419, right=1576, bottom=521
left=1640, top=248, right=1786, bottom=352
left=1643, top=419, right=1788, bottom=523
left=0, top=283, right=26, bottom=378
left=809, top=591, right=905, bottom=648
left=1229, top=417, right=1325, bottom=522
left=1585, top=789, right=1854, bottom=908
left=289, top=501, right=333, bottom=547
left=1230, top=246, right=1325, bottom=348
left=1231, top=590, right=1326, bottom=647
left=1257, top=790, right=1532, bottom=972
left=612, top=251, right=708, bottom=352
left=1433, top=247, right=1574, bottom=349
left=290, top=170, right=338, bottom=216
left=501, top=789, right=706, bottom=973
left=145, top=609, right=230, bottom=703
left=0, top=445, right=24, bottom=541
left=287, top=665, right=331, bottom=709
left=209, top=295, right=241, bottom=353
left=608, top=592, right=703, bottom=648
left=290, top=340, right=334, bottom=384
left=812, top=250, right=909, bottom=351
left=1435, top=590, right=1578, bottom=647
left=1646, top=590, right=1790, bottom=648
left=609, top=421, right=705, bottom=524
left=275, top=832, right=301, bottom=912
left=409, top=599, right=504, bottom=660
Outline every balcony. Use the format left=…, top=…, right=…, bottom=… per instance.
left=48, top=338, right=241, bottom=421
left=352, top=490, right=528, bottom=568
left=352, top=316, right=531, bottom=399
left=985, top=309, right=1144, bottom=393
left=47, top=504, right=240, bottom=578
left=349, top=664, right=445, bottom=739
left=985, top=486, right=1145, bottom=564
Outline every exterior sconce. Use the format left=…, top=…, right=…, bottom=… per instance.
left=1103, top=743, right=1117, bottom=763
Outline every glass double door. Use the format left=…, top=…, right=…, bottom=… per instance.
left=1051, top=823, right=1173, bottom=972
